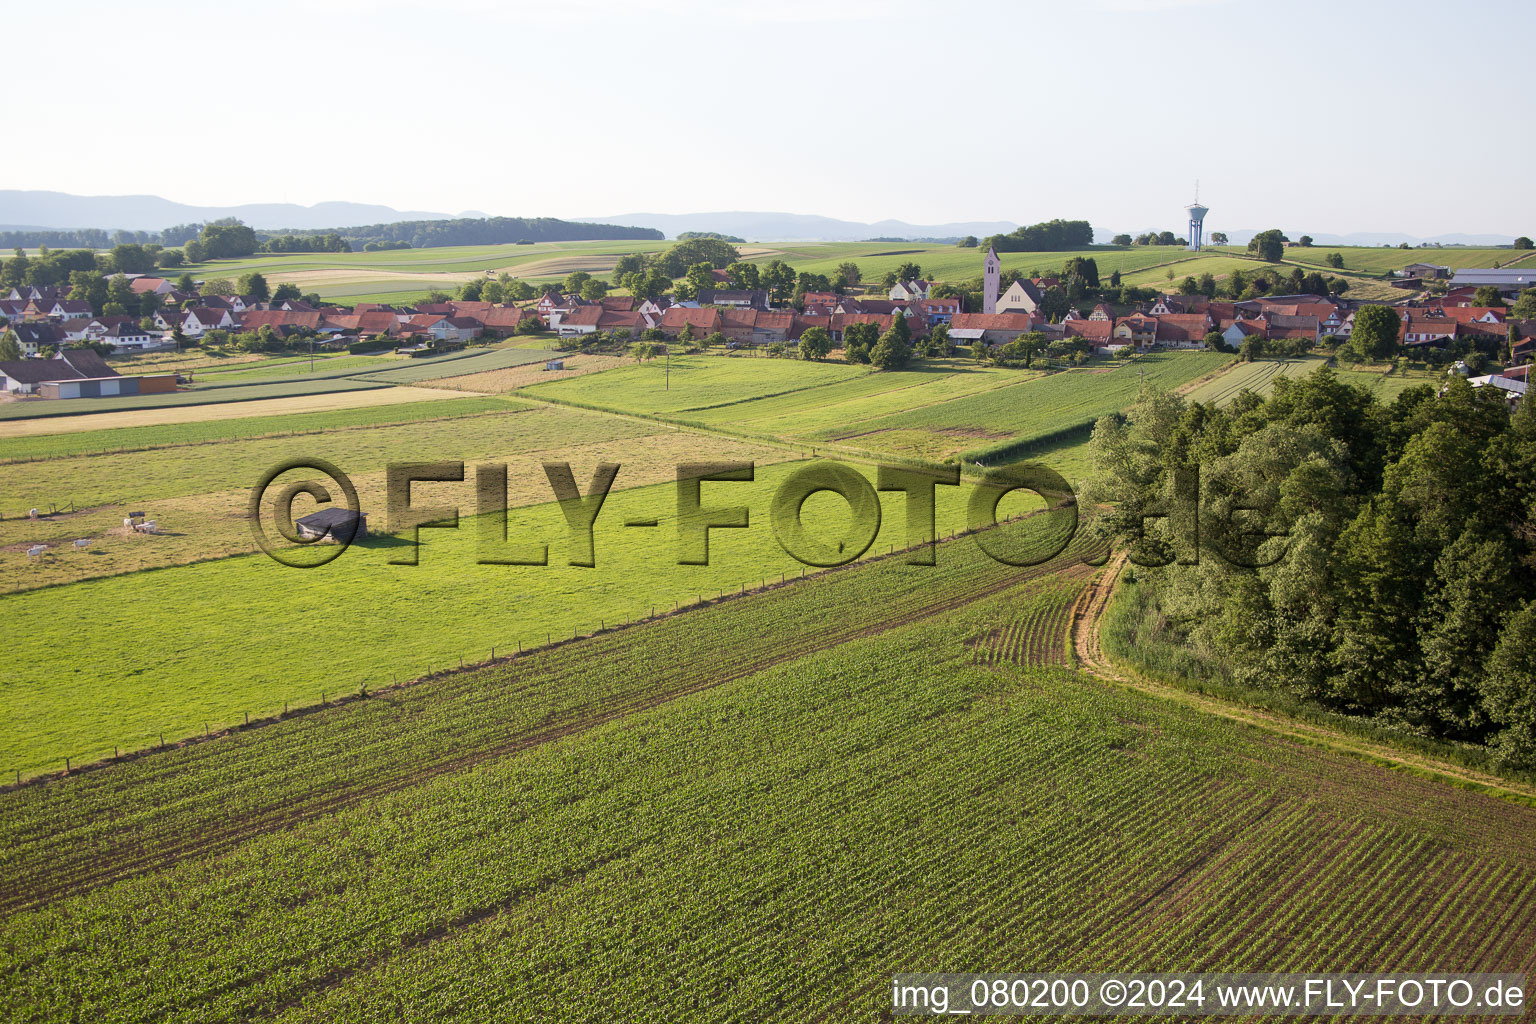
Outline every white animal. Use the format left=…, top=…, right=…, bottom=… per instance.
left=27, top=545, right=46, bottom=558
left=73, top=538, right=91, bottom=548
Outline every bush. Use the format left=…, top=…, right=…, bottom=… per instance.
left=348, top=338, right=395, bottom=355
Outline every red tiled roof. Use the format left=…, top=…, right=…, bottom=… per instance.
left=1063, top=319, right=1113, bottom=342
left=1153, top=314, right=1215, bottom=342
left=657, top=307, right=723, bottom=332
left=950, top=312, right=1039, bottom=332
left=237, top=310, right=322, bottom=331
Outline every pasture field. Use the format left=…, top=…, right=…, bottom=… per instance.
left=0, top=385, right=480, bottom=438
left=0, top=395, right=523, bottom=461
left=0, top=405, right=764, bottom=592
left=1182, top=356, right=1331, bottom=406
left=1331, top=363, right=1442, bottom=401
left=0, top=450, right=1067, bottom=774
left=183, top=352, right=402, bottom=384
left=105, top=350, right=320, bottom=375
left=2, top=531, right=1534, bottom=1020
left=349, top=345, right=557, bottom=384
left=420, top=353, right=631, bottom=393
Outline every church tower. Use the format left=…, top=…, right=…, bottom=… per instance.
left=983, top=245, right=1000, bottom=314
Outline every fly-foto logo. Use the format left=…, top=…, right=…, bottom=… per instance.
left=249, top=458, right=1286, bottom=570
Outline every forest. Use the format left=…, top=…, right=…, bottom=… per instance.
left=1088, top=370, right=1536, bottom=770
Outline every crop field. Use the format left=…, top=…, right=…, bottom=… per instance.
left=1182, top=356, right=1331, bottom=406
left=684, top=362, right=1036, bottom=439
left=829, top=352, right=1230, bottom=462
left=523, top=353, right=1225, bottom=466
left=2, top=528, right=1534, bottom=1020
left=523, top=354, right=870, bottom=415
left=1116, top=254, right=1270, bottom=288
left=1210, top=244, right=1535, bottom=275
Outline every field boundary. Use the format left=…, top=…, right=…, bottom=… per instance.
left=1071, top=554, right=1536, bottom=806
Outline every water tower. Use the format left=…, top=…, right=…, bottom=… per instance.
left=1186, top=182, right=1208, bottom=251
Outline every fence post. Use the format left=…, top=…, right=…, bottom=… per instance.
left=65, top=757, right=70, bottom=772
left=244, top=711, right=249, bottom=725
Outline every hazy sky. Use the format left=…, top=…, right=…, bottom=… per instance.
left=10, top=0, right=1531, bottom=236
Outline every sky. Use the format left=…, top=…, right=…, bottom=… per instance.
left=8, top=0, right=1532, bottom=238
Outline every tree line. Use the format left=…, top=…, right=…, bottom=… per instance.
left=982, top=219, right=1095, bottom=253
left=1087, top=371, right=1536, bottom=771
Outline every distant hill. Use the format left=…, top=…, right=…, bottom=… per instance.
left=0, top=191, right=460, bottom=232
left=575, top=211, right=1019, bottom=242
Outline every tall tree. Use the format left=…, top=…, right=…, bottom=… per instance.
left=1349, top=305, right=1401, bottom=362
left=239, top=272, right=270, bottom=302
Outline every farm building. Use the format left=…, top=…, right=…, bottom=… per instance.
left=1468, top=374, right=1528, bottom=408
left=39, top=374, right=177, bottom=399
left=295, top=508, right=367, bottom=543
left=1449, top=268, right=1536, bottom=297
left=0, top=349, right=126, bottom=394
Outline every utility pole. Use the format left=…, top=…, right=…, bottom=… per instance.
left=665, top=344, right=670, bottom=390
left=309, top=335, right=315, bottom=374
left=1139, top=365, right=1144, bottom=396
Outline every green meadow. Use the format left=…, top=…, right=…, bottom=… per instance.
left=0, top=456, right=1062, bottom=776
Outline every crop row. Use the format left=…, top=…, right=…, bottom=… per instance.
left=5, top=593, right=1534, bottom=1021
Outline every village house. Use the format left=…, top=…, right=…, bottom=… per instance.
left=102, top=321, right=160, bottom=350
left=10, top=322, right=64, bottom=356
left=823, top=312, right=896, bottom=343
left=994, top=279, right=1043, bottom=315
left=914, top=297, right=962, bottom=325
left=1400, top=316, right=1459, bottom=347
left=655, top=306, right=723, bottom=340
left=127, top=276, right=176, bottom=296
left=693, top=288, right=770, bottom=310
left=1113, top=314, right=1158, bottom=350
left=180, top=307, right=237, bottom=336
left=30, top=298, right=93, bottom=320
left=59, top=316, right=132, bottom=344
left=948, top=312, right=1041, bottom=347
left=888, top=279, right=931, bottom=301
left=553, top=305, right=645, bottom=338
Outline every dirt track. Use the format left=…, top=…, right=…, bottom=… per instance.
left=1069, top=553, right=1536, bottom=803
